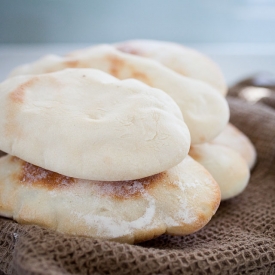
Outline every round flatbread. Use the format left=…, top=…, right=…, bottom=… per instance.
left=0, top=68, right=190, bottom=181
left=189, top=143, right=250, bottom=200
left=9, top=45, right=229, bottom=144
left=212, top=123, right=257, bottom=169
left=115, top=39, right=227, bottom=95
left=0, top=155, right=220, bottom=244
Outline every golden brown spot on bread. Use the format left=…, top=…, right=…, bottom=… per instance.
left=108, top=55, right=125, bottom=78
left=64, top=59, right=79, bottom=68
left=116, top=44, right=144, bottom=56
left=63, top=58, right=91, bottom=70
left=95, top=172, right=169, bottom=200
left=9, top=88, right=24, bottom=104
left=108, top=55, right=152, bottom=86
left=5, top=77, right=38, bottom=138
left=9, top=77, right=39, bottom=104
left=19, top=159, right=75, bottom=190
left=10, top=156, right=19, bottom=162
left=131, top=71, right=151, bottom=86
left=15, top=156, right=172, bottom=199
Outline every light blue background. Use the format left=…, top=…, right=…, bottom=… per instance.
left=0, top=0, right=275, bottom=44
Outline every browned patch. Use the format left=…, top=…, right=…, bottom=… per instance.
left=16, top=156, right=171, bottom=199
left=131, top=71, right=151, bottom=86
left=19, top=160, right=75, bottom=190
left=5, top=77, right=38, bottom=138
left=64, top=59, right=79, bottom=68
left=108, top=55, right=125, bottom=78
left=107, top=55, right=152, bottom=86
left=9, top=77, right=38, bottom=104
left=188, top=146, right=202, bottom=161
left=9, top=156, right=19, bottom=163
left=9, top=88, right=24, bottom=104
left=94, top=172, right=169, bottom=200
left=116, top=44, right=144, bottom=56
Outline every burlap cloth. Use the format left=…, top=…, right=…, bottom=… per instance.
left=1, top=90, right=275, bottom=274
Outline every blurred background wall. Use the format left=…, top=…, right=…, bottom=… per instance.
left=1, top=0, right=275, bottom=44
left=1, top=0, right=275, bottom=84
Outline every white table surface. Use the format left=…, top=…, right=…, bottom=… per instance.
left=1, top=43, right=275, bottom=86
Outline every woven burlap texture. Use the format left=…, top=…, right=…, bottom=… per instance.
left=1, top=97, right=275, bottom=275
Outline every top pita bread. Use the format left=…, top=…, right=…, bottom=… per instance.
left=10, top=44, right=229, bottom=144
left=0, top=68, right=190, bottom=181
left=115, top=40, right=227, bottom=95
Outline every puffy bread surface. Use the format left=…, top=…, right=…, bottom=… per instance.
left=0, top=155, right=220, bottom=244
left=189, top=143, right=250, bottom=200
left=115, top=39, right=227, bottom=96
left=0, top=68, right=190, bottom=181
left=212, top=123, right=257, bottom=169
left=10, top=45, right=229, bottom=144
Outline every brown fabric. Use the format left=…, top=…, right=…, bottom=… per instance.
left=1, top=96, right=275, bottom=275
left=230, top=73, right=275, bottom=107
left=0, top=151, right=6, bottom=158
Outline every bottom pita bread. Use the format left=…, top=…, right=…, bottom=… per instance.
left=0, top=155, right=220, bottom=244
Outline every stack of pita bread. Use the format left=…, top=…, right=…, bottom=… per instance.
left=0, top=40, right=256, bottom=244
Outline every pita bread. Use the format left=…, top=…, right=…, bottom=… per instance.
left=0, top=68, right=190, bottom=181
left=9, top=44, right=229, bottom=144
left=212, top=123, right=257, bottom=169
left=0, top=155, right=220, bottom=244
left=189, top=143, right=250, bottom=200
left=114, top=39, right=227, bottom=95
